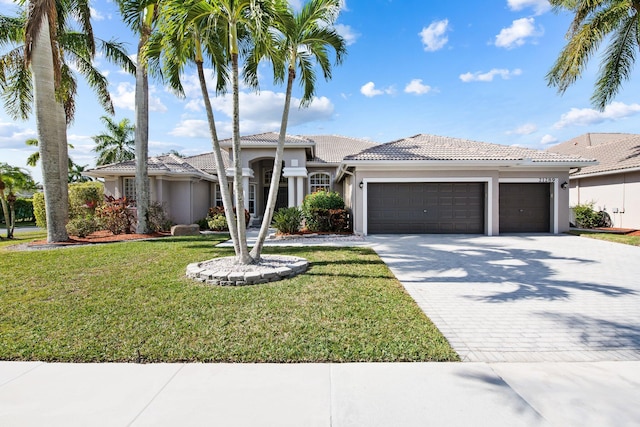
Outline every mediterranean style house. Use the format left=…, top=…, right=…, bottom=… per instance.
left=86, top=132, right=596, bottom=235
left=548, top=133, right=640, bottom=229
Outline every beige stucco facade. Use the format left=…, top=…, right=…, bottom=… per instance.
left=569, top=170, right=640, bottom=229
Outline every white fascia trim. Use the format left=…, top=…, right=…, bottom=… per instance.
left=499, top=178, right=560, bottom=234
left=225, top=168, right=254, bottom=178
left=361, top=177, right=494, bottom=237
left=571, top=166, right=640, bottom=179
left=282, top=167, right=309, bottom=177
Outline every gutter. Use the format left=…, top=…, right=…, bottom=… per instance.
left=569, top=166, right=640, bottom=180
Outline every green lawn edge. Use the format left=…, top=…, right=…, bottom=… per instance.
left=0, top=234, right=459, bottom=363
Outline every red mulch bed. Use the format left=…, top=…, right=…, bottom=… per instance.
left=29, top=230, right=170, bottom=246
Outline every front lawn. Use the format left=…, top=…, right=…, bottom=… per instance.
left=568, top=230, right=640, bottom=247
left=0, top=234, right=458, bottom=362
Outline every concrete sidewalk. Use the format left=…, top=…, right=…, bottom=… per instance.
left=1, top=361, right=639, bottom=426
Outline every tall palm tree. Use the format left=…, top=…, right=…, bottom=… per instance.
left=146, top=0, right=241, bottom=254
left=117, top=0, right=158, bottom=233
left=547, top=0, right=640, bottom=110
left=68, top=161, right=93, bottom=182
left=182, top=0, right=280, bottom=264
left=248, top=0, right=346, bottom=260
left=92, top=116, right=136, bottom=165
left=1, top=1, right=134, bottom=242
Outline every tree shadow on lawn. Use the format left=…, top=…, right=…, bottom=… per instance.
left=372, top=235, right=637, bottom=303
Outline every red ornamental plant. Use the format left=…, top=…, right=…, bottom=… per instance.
left=96, top=196, right=135, bottom=235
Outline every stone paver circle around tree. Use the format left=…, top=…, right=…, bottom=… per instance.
left=186, top=255, right=308, bottom=286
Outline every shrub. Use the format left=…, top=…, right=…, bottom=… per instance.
left=302, top=190, right=345, bottom=232
left=68, top=182, right=103, bottom=218
left=33, top=192, right=46, bottom=228
left=66, top=216, right=101, bottom=238
left=207, top=214, right=228, bottom=231
left=95, top=196, right=135, bottom=235
left=146, top=201, right=172, bottom=232
left=205, top=206, right=250, bottom=231
left=195, top=218, right=209, bottom=230
left=572, top=202, right=600, bottom=229
left=11, top=198, right=33, bottom=222
left=272, top=207, right=302, bottom=234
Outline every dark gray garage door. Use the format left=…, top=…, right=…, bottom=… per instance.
left=499, top=183, right=550, bottom=233
left=368, top=182, right=485, bottom=234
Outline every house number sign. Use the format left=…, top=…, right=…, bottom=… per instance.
left=538, top=177, right=557, bottom=183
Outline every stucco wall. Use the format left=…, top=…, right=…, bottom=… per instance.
left=571, top=170, right=640, bottom=229
left=348, top=167, right=572, bottom=235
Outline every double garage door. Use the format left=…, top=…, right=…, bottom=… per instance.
left=367, top=182, right=485, bottom=234
left=367, top=182, right=551, bottom=234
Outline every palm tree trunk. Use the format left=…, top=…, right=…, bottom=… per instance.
left=135, top=36, right=150, bottom=234
left=250, top=67, right=295, bottom=260
left=196, top=59, right=239, bottom=255
left=0, top=189, right=10, bottom=239
left=56, top=98, right=69, bottom=220
left=231, top=51, right=251, bottom=264
left=31, top=12, right=68, bottom=243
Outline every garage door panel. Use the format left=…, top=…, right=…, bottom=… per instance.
left=368, top=182, right=485, bottom=234
left=499, top=183, right=550, bottom=233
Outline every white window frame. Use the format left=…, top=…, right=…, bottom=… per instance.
left=309, top=172, right=331, bottom=193
left=123, top=177, right=136, bottom=202
left=248, top=183, right=256, bottom=215
left=214, top=184, right=224, bottom=207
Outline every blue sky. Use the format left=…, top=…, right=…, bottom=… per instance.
left=2, top=0, right=640, bottom=183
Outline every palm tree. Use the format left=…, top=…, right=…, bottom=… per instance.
left=25, top=138, right=74, bottom=169
left=68, top=161, right=93, bottom=182
left=117, top=0, right=158, bottom=233
left=145, top=0, right=241, bottom=254
left=171, top=0, right=280, bottom=264
left=1, top=1, right=134, bottom=242
left=547, top=0, right=640, bottom=110
left=0, top=162, right=37, bottom=239
left=92, top=116, right=136, bottom=165
left=248, top=0, right=346, bottom=260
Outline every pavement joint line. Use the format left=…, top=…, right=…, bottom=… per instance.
left=0, top=362, right=44, bottom=388
left=126, top=363, right=186, bottom=427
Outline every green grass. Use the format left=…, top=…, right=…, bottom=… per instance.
left=0, top=234, right=458, bottom=363
left=569, top=230, right=640, bottom=247
left=0, top=230, right=47, bottom=249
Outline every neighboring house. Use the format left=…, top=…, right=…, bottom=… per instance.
left=548, top=133, right=640, bottom=229
left=86, top=132, right=594, bottom=235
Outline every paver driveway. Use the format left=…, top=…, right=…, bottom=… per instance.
left=368, top=234, right=640, bottom=362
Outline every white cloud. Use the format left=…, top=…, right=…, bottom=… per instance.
left=460, top=68, right=522, bottom=82
left=419, top=19, right=450, bottom=52
left=110, top=82, right=167, bottom=113
left=335, top=24, right=359, bottom=46
left=507, top=0, right=551, bottom=15
left=90, top=7, right=105, bottom=21
left=495, top=18, right=541, bottom=49
left=404, top=79, right=432, bottom=95
left=171, top=91, right=335, bottom=138
left=360, top=81, right=394, bottom=97
left=540, top=134, right=558, bottom=145
left=554, top=102, right=640, bottom=128
left=0, top=123, right=36, bottom=150
left=506, top=123, right=537, bottom=135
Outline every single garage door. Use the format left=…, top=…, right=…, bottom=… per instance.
left=367, top=182, right=484, bottom=234
left=499, top=183, right=550, bottom=233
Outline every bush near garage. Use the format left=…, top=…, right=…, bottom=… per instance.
left=301, top=190, right=350, bottom=232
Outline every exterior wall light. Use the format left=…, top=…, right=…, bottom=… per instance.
left=561, top=181, right=569, bottom=189
left=359, top=181, right=363, bottom=189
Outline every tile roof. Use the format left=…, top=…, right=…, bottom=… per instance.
left=344, top=134, right=594, bottom=164
left=307, top=135, right=378, bottom=164
left=547, top=133, right=640, bottom=176
left=219, top=132, right=314, bottom=147
left=87, top=154, right=215, bottom=178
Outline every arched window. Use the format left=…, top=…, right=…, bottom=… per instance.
left=309, top=172, right=331, bottom=193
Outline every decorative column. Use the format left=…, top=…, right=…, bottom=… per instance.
left=283, top=166, right=308, bottom=207
left=288, top=177, right=296, bottom=207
